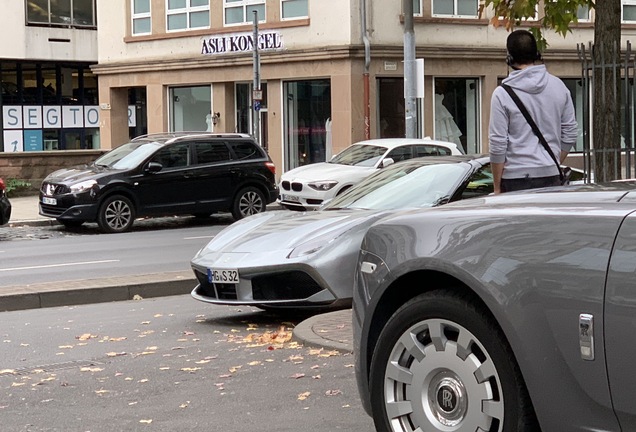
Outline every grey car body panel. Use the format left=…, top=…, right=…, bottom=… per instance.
left=353, top=187, right=636, bottom=431
left=190, top=209, right=393, bottom=306
left=606, top=212, right=636, bottom=429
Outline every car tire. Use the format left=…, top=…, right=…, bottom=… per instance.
left=97, top=195, right=135, bottom=233
left=231, top=187, right=266, bottom=220
left=57, top=219, right=84, bottom=229
left=369, top=290, right=538, bottom=432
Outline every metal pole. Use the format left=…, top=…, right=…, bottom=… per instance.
left=253, top=11, right=261, bottom=145
left=361, top=0, right=371, bottom=140
left=403, top=0, right=416, bottom=138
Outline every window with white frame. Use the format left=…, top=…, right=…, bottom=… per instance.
left=577, top=5, right=591, bottom=20
left=432, top=0, right=478, bottom=17
left=132, top=0, right=151, bottom=35
left=27, top=0, right=96, bottom=27
left=413, top=0, right=423, bottom=15
left=281, top=0, right=308, bottom=20
left=624, top=0, right=636, bottom=22
left=224, top=0, right=265, bottom=25
left=167, top=0, right=210, bottom=31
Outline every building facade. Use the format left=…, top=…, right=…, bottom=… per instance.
left=1, top=1, right=99, bottom=153
left=5, top=1, right=636, bottom=181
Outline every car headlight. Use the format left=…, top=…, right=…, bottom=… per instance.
left=70, top=179, right=97, bottom=193
left=308, top=181, right=338, bottom=191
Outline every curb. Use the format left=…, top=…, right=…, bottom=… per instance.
left=0, top=270, right=196, bottom=312
left=292, top=309, right=353, bottom=353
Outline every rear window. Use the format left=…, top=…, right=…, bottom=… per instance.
left=231, top=141, right=264, bottom=160
left=194, top=142, right=231, bottom=164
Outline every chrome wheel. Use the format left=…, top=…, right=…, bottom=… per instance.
left=384, top=319, right=503, bottom=431
left=369, top=291, right=536, bottom=432
left=232, top=187, right=265, bottom=220
left=98, top=195, right=135, bottom=233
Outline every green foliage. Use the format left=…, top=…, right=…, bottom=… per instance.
left=480, top=0, right=595, bottom=50
left=5, top=178, right=32, bottom=197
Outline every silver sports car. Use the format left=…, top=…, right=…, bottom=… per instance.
left=190, top=155, right=492, bottom=310
left=353, top=182, right=636, bottom=432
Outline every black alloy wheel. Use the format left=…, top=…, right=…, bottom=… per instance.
left=369, top=290, right=538, bottom=432
left=231, top=186, right=266, bottom=220
left=97, top=195, right=136, bottom=233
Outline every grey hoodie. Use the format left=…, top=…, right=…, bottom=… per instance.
left=489, top=65, right=578, bottom=179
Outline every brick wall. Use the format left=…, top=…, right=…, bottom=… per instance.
left=0, top=151, right=105, bottom=196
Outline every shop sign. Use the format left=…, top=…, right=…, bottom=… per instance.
left=2, top=105, right=136, bottom=130
left=201, top=31, right=284, bottom=55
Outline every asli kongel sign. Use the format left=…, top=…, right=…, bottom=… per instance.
left=201, top=31, right=284, bottom=55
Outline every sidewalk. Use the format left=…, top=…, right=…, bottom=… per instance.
left=2, top=195, right=354, bottom=353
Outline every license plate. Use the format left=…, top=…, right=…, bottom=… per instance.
left=207, top=268, right=240, bottom=284
left=282, top=194, right=300, bottom=203
left=42, top=196, right=57, bottom=205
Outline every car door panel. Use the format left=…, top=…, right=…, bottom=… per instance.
left=605, top=211, right=636, bottom=429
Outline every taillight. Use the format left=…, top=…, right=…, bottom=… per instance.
left=0, top=178, right=5, bottom=192
left=265, top=162, right=276, bottom=175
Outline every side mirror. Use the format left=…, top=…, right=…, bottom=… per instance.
left=381, top=158, right=395, bottom=168
left=145, top=161, right=163, bottom=173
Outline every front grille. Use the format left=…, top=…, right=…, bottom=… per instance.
left=194, top=269, right=238, bottom=300
left=252, top=271, right=322, bottom=301
left=41, top=182, right=69, bottom=195
left=39, top=203, right=66, bottom=216
left=280, top=181, right=303, bottom=192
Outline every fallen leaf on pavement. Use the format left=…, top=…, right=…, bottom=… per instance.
left=180, top=367, right=201, bottom=373
left=95, top=389, right=110, bottom=395
left=106, top=352, right=127, bottom=357
left=0, top=369, right=15, bottom=375
left=290, top=373, right=305, bottom=379
left=139, top=419, right=152, bottom=424
left=297, top=392, right=311, bottom=401
left=58, top=345, right=73, bottom=349
left=80, top=367, right=104, bottom=372
left=76, top=334, right=97, bottom=341
left=326, top=389, right=343, bottom=396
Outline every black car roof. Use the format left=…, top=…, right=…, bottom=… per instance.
left=131, top=132, right=254, bottom=145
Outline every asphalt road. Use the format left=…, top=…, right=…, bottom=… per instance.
left=0, top=295, right=374, bottom=431
left=0, top=216, right=232, bottom=287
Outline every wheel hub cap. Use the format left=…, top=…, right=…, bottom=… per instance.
left=429, top=373, right=467, bottom=427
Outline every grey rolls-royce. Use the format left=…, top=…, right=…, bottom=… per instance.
left=353, top=183, right=636, bottom=432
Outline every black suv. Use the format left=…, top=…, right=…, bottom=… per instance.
left=39, top=133, right=278, bottom=233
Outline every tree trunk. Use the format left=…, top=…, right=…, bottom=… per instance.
left=593, top=0, right=622, bottom=181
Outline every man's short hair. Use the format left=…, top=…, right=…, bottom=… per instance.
left=506, top=30, right=540, bottom=65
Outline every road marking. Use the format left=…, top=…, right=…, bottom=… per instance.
left=184, top=236, right=215, bottom=240
left=0, top=259, right=120, bottom=272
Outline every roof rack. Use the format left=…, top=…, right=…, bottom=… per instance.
left=131, top=132, right=252, bottom=142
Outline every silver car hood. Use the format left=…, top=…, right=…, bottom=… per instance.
left=195, top=209, right=387, bottom=256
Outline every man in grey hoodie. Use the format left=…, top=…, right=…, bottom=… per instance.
left=489, top=30, right=578, bottom=194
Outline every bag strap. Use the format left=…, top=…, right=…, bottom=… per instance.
left=501, top=84, right=563, bottom=183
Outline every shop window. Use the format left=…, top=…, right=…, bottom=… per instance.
left=433, top=78, right=480, bottom=154
left=26, top=0, right=96, bottom=27
left=561, top=79, right=586, bottom=152
left=281, top=0, right=307, bottom=20
left=283, top=80, right=331, bottom=170
left=624, top=0, right=636, bottom=22
left=378, top=78, right=406, bottom=139
left=167, top=0, right=210, bottom=31
left=432, top=0, right=478, bottom=17
left=132, top=0, right=151, bottom=35
left=235, top=82, right=268, bottom=148
left=169, top=86, right=211, bottom=132
left=224, top=0, right=265, bottom=25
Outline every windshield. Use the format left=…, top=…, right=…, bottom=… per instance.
left=94, top=142, right=162, bottom=170
left=328, top=144, right=387, bottom=167
left=323, top=162, right=469, bottom=211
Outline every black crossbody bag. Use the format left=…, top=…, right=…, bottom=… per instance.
left=501, top=84, right=568, bottom=185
